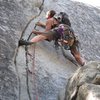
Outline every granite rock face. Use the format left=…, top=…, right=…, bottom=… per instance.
left=62, top=61, right=100, bottom=100
left=0, top=1, right=24, bottom=100
left=0, top=0, right=100, bottom=100
left=0, top=0, right=38, bottom=100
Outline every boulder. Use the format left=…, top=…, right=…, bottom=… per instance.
left=77, top=83, right=100, bottom=100
left=59, top=61, right=100, bottom=100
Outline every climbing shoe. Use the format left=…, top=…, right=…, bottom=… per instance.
left=18, top=39, right=33, bottom=46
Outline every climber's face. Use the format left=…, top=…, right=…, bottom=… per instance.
left=46, top=11, right=50, bottom=19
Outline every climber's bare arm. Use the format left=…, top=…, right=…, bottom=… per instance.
left=32, top=20, right=53, bottom=34
left=36, top=22, right=46, bottom=28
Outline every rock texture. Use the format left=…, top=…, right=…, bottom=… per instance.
left=61, top=61, right=100, bottom=100
left=0, top=0, right=100, bottom=100
left=0, top=1, right=25, bottom=100
left=0, top=0, right=39, bottom=100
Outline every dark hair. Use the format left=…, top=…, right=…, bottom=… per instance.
left=59, top=12, right=71, bottom=27
left=49, top=10, right=56, bottom=17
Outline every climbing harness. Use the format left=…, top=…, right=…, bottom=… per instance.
left=53, top=24, right=79, bottom=66
left=54, top=24, right=74, bottom=49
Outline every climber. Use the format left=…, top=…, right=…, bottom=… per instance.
left=19, top=10, right=59, bottom=46
left=19, top=12, right=85, bottom=66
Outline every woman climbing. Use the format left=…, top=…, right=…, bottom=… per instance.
left=19, top=11, right=85, bottom=66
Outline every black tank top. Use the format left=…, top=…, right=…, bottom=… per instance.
left=51, top=18, right=58, bottom=29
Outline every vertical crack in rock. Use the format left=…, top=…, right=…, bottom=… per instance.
left=13, top=0, right=45, bottom=100
left=24, top=1, right=45, bottom=100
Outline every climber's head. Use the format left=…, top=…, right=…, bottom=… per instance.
left=46, top=10, right=56, bottom=19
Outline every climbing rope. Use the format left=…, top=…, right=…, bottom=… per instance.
left=25, top=43, right=39, bottom=100
left=32, top=44, right=39, bottom=100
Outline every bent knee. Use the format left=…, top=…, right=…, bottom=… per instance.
left=31, top=35, right=47, bottom=42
